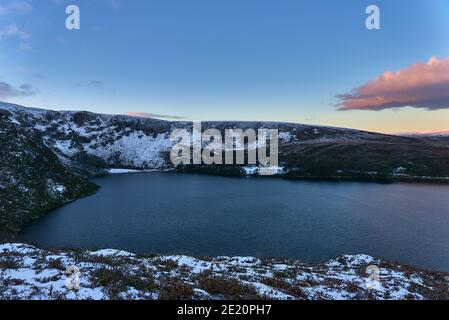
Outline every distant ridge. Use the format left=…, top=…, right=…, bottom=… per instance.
left=396, top=129, right=449, bottom=137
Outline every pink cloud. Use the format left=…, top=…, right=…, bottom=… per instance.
left=337, top=57, right=449, bottom=111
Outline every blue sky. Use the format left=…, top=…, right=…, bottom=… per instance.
left=1, top=0, right=449, bottom=133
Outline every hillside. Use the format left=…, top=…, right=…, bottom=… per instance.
left=1, top=101, right=449, bottom=233
left=1, top=243, right=448, bottom=300
left=2, top=102, right=449, bottom=180
left=0, top=108, right=98, bottom=233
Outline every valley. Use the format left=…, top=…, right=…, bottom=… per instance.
left=1, top=101, right=449, bottom=233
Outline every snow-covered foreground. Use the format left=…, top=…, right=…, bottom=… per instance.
left=1, top=244, right=448, bottom=300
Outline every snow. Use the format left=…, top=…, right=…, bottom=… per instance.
left=0, top=102, right=48, bottom=116
left=53, top=140, right=75, bottom=157
left=242, top=166, right=259, bottom=175
left=259, top=166, right=285, bottom=176
left=109, top=169, right=144, bottom=174
left=397, top=129, right=449, bottom=137
left=326, top=254, right=376, bottom=268
left=163, top=256, right=212, bottom=274
left=278, top=131, right=292, bottom=142
left=89, top=249, right=135, bottom=257
left=8, top=116, right=21, bottom=125
left=34, top=124, right=47, bottom=132
left=46, top=180, right=66, bottom=194
left=0, top=102, right=176, bottom=171
left=392, top=167, right=407, bottom=176
left=1, top=243, right=447, bottom=300
left=241, top=166, right=285, bottom=176
left=2, top=102, right=449, bottom=300
left=55, top=185, right=66, bottom=193
left=4, top=101, right=434, bottom=179
left=86, top=132, right=173, bottom=169
left=248, top=282, right=294, bottom=300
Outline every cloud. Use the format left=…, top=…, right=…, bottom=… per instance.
left=18, top=66, right=44, bottom=78
left=0, top=23, right=31, bottom=50
left=0, top=81, right=35, bottom=99
left=87, top=80, right=104, bottom=89
left=0, top=23, right=29, bottom=40
left=126, top=112, right=185, bottom=120
left=0, top=1, right=32, bottom=15
left=76, top=80, right=105, bottom=89
left=18, top=41, right=32, bottom=51
left=337, top=57, right=449, bottom=111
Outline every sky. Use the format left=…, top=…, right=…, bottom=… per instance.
left=1, top=0, right=449, bottom=133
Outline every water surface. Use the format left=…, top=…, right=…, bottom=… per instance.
left=21, top=173, right=449, bottom=272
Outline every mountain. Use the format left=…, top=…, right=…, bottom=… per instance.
left=0, top=102, right=375, bottom=174
left=3, top=101, right=449, bottom=179
left=396, top=130, right=449, bottom=149
left=397, top=129, right=449, bottom=138
left=1, top=101, right=449, bottom=232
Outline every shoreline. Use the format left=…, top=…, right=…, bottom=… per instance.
left=2, top=169, right=448, bottom=279
left=116, top=167, right=449, bottom=185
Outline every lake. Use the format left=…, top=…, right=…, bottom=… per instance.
left=20, top=173, right=449, bottom=272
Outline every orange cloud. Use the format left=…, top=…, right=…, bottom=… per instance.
left=337, top=57, right=449, bottom=111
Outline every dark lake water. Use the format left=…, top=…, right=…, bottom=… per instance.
left=20, top=173, right=449, bottom=272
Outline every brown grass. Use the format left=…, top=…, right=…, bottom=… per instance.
left=158, top=278, right=194, bottom=300
left=197, top=274, right=262, bottom=300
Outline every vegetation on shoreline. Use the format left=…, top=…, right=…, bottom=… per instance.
left=174, top=164, right=449, bottom=184
left=1, top=243, right=448, bottom=300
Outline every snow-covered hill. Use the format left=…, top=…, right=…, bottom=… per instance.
left=1, top=103, right=405, bottom=165
left=1, top=243, right=448, bottom=300
left=4, top=101, right=446, bottom=177
left=0, top=102, right=175, bottom=171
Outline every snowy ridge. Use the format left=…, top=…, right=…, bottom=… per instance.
left=397, top=129, right=449, bottom=138
left=1, top=102, right=175, bottom=170
left=0, top=101, right=398, bottom=173
left=1, top=243, right=448, bottom=300
left=3, top=101, right=449, bottom=181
